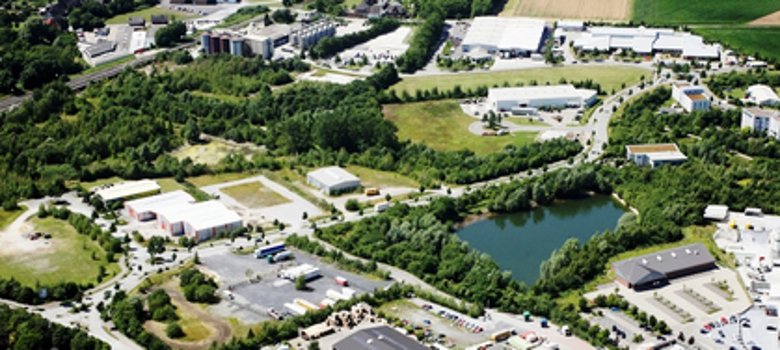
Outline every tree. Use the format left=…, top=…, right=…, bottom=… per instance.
left=308, top=341, right=320, bottom=350
left=147, top=236, right=166, bottom=264
left=295, top=275, right=308, bottom=291
left=345, top=199, right=360, bottom=212
left=155, top=21, right=186, bottom=47
left=182, top=118, right=201, bottom=144
left=166, top=322, right=184, bottom=338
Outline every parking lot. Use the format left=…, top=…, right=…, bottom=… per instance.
left=200, top=247, right=390, bottom=323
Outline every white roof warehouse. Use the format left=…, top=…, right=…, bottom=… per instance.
left=93, top=179, right=161, bottom=202
left=307, top=166, right=361, bottom=195
left=488, top=84, right=598, bottom=111
left=461, top=17, right=547, bottom=56
left=574, top=26, right=719, bottom=59
left=157, top=200, right=242, bottom=242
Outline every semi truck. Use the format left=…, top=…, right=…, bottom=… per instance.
left=255, top=243, right=285, bottom=258
left=267, top=251, right=292, bottom=263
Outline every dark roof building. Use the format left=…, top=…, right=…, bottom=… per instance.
left=151, top=14, right=169, bottom=25
left=128, top=16, right=145, bottom=26
left=613, top=243, right=716, bottom=291
left=333, top=326, right=428, bottom=350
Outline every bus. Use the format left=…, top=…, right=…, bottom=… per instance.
left=255, top=243, right=285, bottom=258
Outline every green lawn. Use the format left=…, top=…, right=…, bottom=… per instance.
left=0, top=206, right=26, bottom=231
left=695, top=27, right=780, bottom=64
left=0, top=217, right=119, bottom=287
left=384, top=100, right=538, bottom=155
left=632, top=0, right=780, bottom=25
left=345, top=165, right=420, bottom=189
left=221, top=181, right=291, bottom=208
left=586, top=225, right=732, bottom=289
left=106, top=6, right=198, bottom=25
left=391, top=66, right=650, bottom=96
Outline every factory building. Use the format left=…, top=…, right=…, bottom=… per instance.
left=157, top=200, right=242, bottom=242
left=461, top=17, right=547, bottom=57
left=307, top=166, right=361, bottom=195
left=94, top=180, right=161, bottom=203
left=201, top=23, right=291, bottom=59
left=672, top=83, right=710, bottom=112
left=573, top=26, right=719, bottom=59
left=125, top=190, right=195, bottom=222
left=613, top=243, right=716, bottom=290
left=745, top=84, right=780, bottom=106
left=290, top=20, right=336, bottom=49
left=625, top=143, right=687, bottom=168
left=741, top=107, right=780, bottom=140
left=487, top=84, right=598, bottom=112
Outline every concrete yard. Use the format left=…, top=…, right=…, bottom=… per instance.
left=200, top=247, right=390, bottom=323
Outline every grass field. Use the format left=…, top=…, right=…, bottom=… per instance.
left=344, top=165, right=420, bottom=189
left=0, top=217, right=119, bottom=287
left=106, top=6, right=198, bottom=25
left=695, top=27, right=780, bottom=63
left=384, top=100, right=537, bottom=155
left=632, top=0, right=780, bottom=25
left=500, top=0, right=630, bottom=21
left=221, top=181, right=290, bottom=208
left=171, top=139, right=261, bottom=166
left=186, top=172, right=255, bottom=187
left=391, top=66, right=650, bottom=96
left=0, top=207, right=25, bottom=231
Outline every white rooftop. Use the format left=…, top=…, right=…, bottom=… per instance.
left=94, top=179, right=160, bottom=202
left=704, top=204, right=729, bottom=221
left=647, top=151, right=688, bottom=162
left=488, top=84, right=597, bottom=102
left=574, top=26, right=719, bottom=58
left=125, top=190, right=195, bottom=215
left=307, top=166, right=360, bottom=188
left=462, top=17, right=546, bottom=52
left=746, top=85, right=780, bottom=105
left=557, top=20, right=584, bottom=29
left=158, top=200, right=242, bottom=231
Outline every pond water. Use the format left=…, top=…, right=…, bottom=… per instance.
left=456, top=195, right=627, bottom=285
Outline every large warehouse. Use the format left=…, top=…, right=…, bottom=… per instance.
left=613, top=243, right=716, bottom=290
left=625, top=143, right=687, bottom=168
left=573, top=26, right=719, bottom=59
left=157, top=201, right=242, bottom=242
left=461, top=17, right=547, bottom=57
left=307, top=166, right=361, bottom=195
left=125, top=190, right=195, bottom=221
left=94, top=179, right=161, bottom=203
left=488, top=84, right=598, bottom=111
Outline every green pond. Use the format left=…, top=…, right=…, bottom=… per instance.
left=457, top=195, right=627, bottom=285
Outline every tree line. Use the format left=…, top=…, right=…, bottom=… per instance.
left=310, top=18, right=400, bottom=59
left=0, top=304, right=108, bottom=350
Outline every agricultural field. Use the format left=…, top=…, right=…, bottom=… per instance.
left=171, top=139, right=262, bottom=166
left=0, top=217, right=119, bottom=287
left=751, top=10, right=780, bottom=26
left=695, top=27, right=780, bottom=63
left=384, top=100, right=537, bottom=155
left=391, top=66, right=649, bottom=96
left=344, top=165, right=420, bottom=189
left=632, top=0, right=780, bottom=25
left=105, top=6, right=198, bottom=25
left=220, top=181, right=291, bottom=208
left=500, top=0, right=630, bottom=21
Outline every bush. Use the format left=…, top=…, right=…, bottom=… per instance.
left=166, top=322, right=184, bottom=338
left=345, top=199, right=360, bottom=212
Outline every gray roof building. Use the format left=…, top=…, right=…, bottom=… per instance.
left=128, top=16, right=145, bottom=26
left=84, top=40, right=117, bottom=58
left=613, top=243, right=716, bottom=290
left=333, top=326, right=428, bottom=350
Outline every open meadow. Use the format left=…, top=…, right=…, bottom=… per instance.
left=632, top=0, right=780, bottom=25
left=391, top=66, right=650, bottom=96
left=106, top=6, right=198, bottom=25
left=695, top=27, right=780, bottom=63
left=384, top=100, right=537, bottom=155
left=220, top=181, right=291, bottom=208
left=0, top=217, right=119, bottom=287
left=501, top=0, right=630, bottom=21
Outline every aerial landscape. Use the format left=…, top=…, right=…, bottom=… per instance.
left=1, top=0, right=780, bottom=349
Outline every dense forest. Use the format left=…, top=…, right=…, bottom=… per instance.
left=0, top=304, right=109, bottom=350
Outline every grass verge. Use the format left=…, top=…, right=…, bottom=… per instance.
left=0, top=206, right=26, bottom=231
left=106, top=6, right=198, bottom=25
left=220, top=181, right=291, bottom=208
left=344, top=165, right=420, bottom=189
left=384, top=99, right=537, bottom=155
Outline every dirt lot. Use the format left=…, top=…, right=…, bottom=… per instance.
left=500, top=0, right=631, bottom=21
left=750, top=10, right=780, bottom=25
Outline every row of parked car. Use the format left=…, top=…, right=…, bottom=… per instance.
left=422, top=303, right=484, bottom=334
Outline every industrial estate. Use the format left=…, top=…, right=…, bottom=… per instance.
left=1, top=0, right=780, bottom=350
